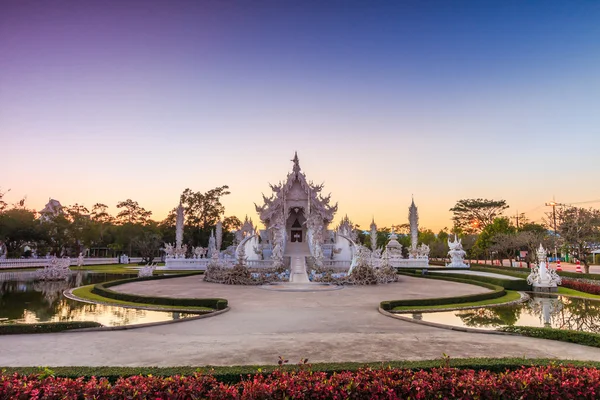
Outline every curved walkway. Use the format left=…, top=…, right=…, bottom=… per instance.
left=2, top=275, right=600, bottom=366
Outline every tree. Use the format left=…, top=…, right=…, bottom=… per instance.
left=450, top=199, right=509, bottom=234
left=65, top=204, right=91, bottom=254
left=474, top=217, right=515, bottom=264
left=0, top=208, right=45, bottom=257
left=180, top=186, right=230, bottom=229
left=557, top=207, right=600, bottom=273
left=116, top=199, right=152, bottom=225
left=0, top=187, right=9, bottom=213
left=131, top=230, right=162, bottom=264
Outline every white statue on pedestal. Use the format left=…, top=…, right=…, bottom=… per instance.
left=76, top=252, right=84, bottom=267
left=527, top=244, right=561, bottom=291
left=446, top=235, right=469, bottom=268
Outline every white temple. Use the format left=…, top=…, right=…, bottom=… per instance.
left=163, top=152, right=431, bottom=273
left=250, top=152, right=347, bottom=269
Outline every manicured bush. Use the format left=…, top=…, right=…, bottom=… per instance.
left=381, top=274, right=505, bottom=311
left=430, top=272, right=530, bottom=291
left=560, top=279, right=600, bottom=295
left=92, top=276, right=227, bottom=310
left=3, top=365, right=600, bottom=398
left=500, top=326, right=600, bottom=348
left=0, top=321, right=102, bottom=335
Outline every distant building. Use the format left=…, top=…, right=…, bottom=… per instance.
left=39, top=198, right=63, bottom=221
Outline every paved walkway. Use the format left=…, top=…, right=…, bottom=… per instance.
left=3, top=275, right=600, bottom=367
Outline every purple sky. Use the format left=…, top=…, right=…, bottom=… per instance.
left=1, top=1, right=599, bottom=230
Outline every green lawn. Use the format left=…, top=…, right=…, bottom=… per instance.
left=71, top=285, right=213, bottom=313
left=392, top=290, right=522, bottom=312
left=557, top=287, right=600, bottom=299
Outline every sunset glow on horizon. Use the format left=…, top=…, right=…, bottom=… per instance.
left=2, top=1, right=599, bottom=231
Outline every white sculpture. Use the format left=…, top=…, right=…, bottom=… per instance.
left=0, top=242, right=6, bottom=259
left=370, top=218, right=378, bottom=251
left=270, top=212, right=286, bottom=268
left=119, top=254, right=130, bottom=264
left=416, top=243, right=430, bottom=259
left=35, top=257, right=72, bottom=281
left=207, top=230, right=217, bottom=259
left=138, top=264, right=155, bottom=277
left=409, top=198, right=419, bottom=258
left=163, top=243, right=175, bottom=258
left=385, top=229, right=403, bottom=260
left=76, top=252, right=84, bottom=267
left=527, top=244, right=561, bottom=291
left=446, top=235, right=469, bottom=268
left=306, top=211, right=324, bottom=267
left=175, top=202, right=184, bottom=251
left=192, top=246, right=206, bottom=259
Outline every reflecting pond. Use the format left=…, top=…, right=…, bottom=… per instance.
left=0, top=271, right=198, bottom=327
left=400, top=294, right=600, bottom=333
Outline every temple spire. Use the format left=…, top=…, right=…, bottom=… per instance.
left=292, top=151, right=301, bottom=175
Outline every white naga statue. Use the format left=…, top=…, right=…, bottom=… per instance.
left=446, top=234, right=469, bottom=268
left=270, top=212, right=286, bottom=268
left=527, top=244, right=561, bottom=291
left=35, top=257, right=72, bottom=281
left=163, top=243, right=175, bottom=258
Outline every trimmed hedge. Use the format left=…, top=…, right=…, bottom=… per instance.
left=562, top=279, right=600, bottom=295
left=381, top=273, right=506, bottom=310
left=0, top=321, right=102, bottom=335
left=429, top=272, right=530, bottom=291
left=91, top=274, right=228, bottom=310
left=5, top=365, right=600, bottom=398
left=500, top=326, right=600, bottom=348
left=4, top=358, right=600, bottom=384
left=462, top=263, right=600, bottom=281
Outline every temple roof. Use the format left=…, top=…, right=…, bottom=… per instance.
left=255, top=152, right=338, bottom=224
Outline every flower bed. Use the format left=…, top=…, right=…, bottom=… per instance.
left=562, top=279, right=600, bottom=296
left=3, top=365, right=600, bottom=399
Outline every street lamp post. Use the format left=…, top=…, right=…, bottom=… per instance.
left=545, top=200, right=563, bottom=264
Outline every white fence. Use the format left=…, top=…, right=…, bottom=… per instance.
left=0, top=257, right=154, bottom=270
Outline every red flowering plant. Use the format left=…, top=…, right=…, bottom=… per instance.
left=2, top=365, right=600, bottom=399
left=562, top=279, right=600, bottom=295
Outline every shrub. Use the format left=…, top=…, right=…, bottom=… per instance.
left=91, top=274, right=228, bottom=310
left=0, top=321, right=102, bottom=335
left=430, top=272, right=530, bottom=291
left=381, top=275, right=505, bottom=311
left=561, top=279, right=600, bottom=296
left=4, top=365, right=600, bottom=398
left=500, top=326, right=600, bottom=348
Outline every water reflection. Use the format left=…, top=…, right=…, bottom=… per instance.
left=0, top=271, right=197, bottom=327
left=401, top=294, right=600, bottom=333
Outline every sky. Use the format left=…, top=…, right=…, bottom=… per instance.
left=1, top=0, right=599, bottom=231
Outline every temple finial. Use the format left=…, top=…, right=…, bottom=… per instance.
left=292, top=151, right=300, bottom=174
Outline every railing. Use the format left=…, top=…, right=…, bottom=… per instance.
left=0, top=256, right=165, bottom=269
left=162, top=258, right=211, bottom=270
left=246, top=260, right=274, bottom=268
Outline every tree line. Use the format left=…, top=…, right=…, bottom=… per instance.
left=0, top=186, right=241, bottom=263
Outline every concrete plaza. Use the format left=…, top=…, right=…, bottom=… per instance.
left=2, top=275, right=600, bottom=367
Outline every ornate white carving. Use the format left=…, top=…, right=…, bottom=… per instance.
left=416, top=243, right=430, bottom=259
left=35, top=257, right=71, bottom=281
left=446, top=234, right=469, bottom=268
left=175, top=202, right=184, bottom=251
left=192, top=246, right=206, bottom=259
left=207, top=230, right=217, bottom=259
left=409, top=198, right=419, bottom=258
left=370, top=218, right=378, bottom=251
left=527, top=244, right=562, bottom=288
left=138, top=264, right=155, bottom=277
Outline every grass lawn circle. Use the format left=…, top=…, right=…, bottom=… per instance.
left=67, top=285, right=215, bottom=314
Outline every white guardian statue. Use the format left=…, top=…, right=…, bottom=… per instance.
left=527, top=244, right=561, bottom=292
left=446, top=234, right=469, bottom=268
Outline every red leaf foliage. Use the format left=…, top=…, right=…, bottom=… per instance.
left=2, top=366, right=600, bottom=399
